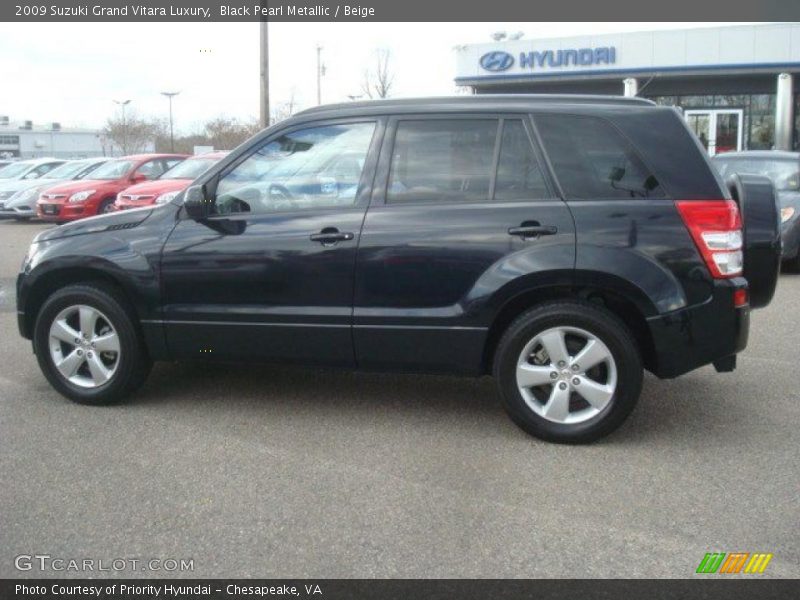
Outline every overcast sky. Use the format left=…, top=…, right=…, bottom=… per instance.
left=0, top=22, right=740, bottom=133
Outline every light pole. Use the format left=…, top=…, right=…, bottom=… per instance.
left=260, top=21, right=270, bottom=128
left=113, top=99, right=130, bottom=155
left=316, top=45, right=325, bottom=105
left=161, top=91, right=180, bottom=152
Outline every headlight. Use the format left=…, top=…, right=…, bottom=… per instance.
left=0, top=191, right=14, bottom=201
left=155, top=191, right=179, bottom=204
left=12, top=187, right=39, bottom=203
left=781, top=206, right=795, bottom=223
left=68, top=190, right=96, bottom=203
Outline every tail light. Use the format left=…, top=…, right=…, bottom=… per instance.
left=675, top=199, right=743, bottom=278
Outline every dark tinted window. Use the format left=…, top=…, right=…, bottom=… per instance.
left=494, top=120, right=549, bottom=200
left=536, top=114, right=664, bottom=199
left=387, top=119, right=497, bottom=203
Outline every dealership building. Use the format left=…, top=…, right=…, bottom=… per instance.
left=455, top=23, right=800, bottom=155
left=0, top=117, right=110, bottom=159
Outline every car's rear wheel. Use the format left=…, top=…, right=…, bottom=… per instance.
left=494, top=301, right=643, bottom=443
left=33, top=284, right=152, bottom=404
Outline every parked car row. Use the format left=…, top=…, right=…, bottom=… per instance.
left=0, top=152, right=228, bottom=223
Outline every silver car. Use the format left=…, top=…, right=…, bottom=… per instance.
left=0, top=158, right=108, bottom=220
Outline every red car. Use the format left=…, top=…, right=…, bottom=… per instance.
left=115, top=151, right=228, bottom=210
left=36, top=153, right=187, bottom=222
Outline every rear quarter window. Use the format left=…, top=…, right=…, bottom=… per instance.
left=535, top=113, right=664, bottom=200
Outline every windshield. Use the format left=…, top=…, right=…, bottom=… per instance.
left=714, top=157, right=800, bottom=191
left=0, top=162, right=32, bottom=179
left=41, top=160, right=100, bottom=180
left=161, top=157, right=218, bottom=180
left=87, top=159, right=134, bottom=180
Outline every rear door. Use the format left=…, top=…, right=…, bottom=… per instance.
left=353, top=114, right=576, bottom=373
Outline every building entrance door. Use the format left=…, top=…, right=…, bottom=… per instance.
left=684, top=109, right=744, bottom=156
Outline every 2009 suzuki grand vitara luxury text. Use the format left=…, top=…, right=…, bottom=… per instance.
left=17, top=96, right=781, bottom=443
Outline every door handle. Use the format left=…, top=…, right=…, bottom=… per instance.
left=310, top=228, right=354, bottom=245
left=508, top=224, right=558, bottom=238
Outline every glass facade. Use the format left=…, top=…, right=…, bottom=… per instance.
left=647, top=94, right=777, bottom=151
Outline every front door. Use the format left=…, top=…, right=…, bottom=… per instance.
left=159, top=119, right=383, bottom=366
left=353, top=115, right=576, bottom=374
left=685, top=109, right=744, bottom=156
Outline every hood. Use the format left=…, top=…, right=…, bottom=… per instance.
left=120, top=178, right=190, bottom=197
left=34, top=206, right=156, bottom=243
left=0, top=178, right=46, bottom=195
left=4, top=178, right=71, bottom=202
left=42, top=178, right=120, bottom=196
left=777, top=190, right=800, bottom=206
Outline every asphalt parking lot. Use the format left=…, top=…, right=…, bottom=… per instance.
left=0, top=219, right=797, bottom=579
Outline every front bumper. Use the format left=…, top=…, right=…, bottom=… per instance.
left=647, top=278, right=749, bottom=378
left=0, top=205, right=35, bottom=219
left=36, top=202, right=88, bottom=222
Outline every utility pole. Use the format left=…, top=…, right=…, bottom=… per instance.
left=161, top=91, right=180, bottom=152
left=316, top=45, right=323, bottom=105
left=113, top=99, right=131, bottom=154
left=260, top=21, right=270, bottom=128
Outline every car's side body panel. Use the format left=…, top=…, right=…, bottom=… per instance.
left=16, top=96, right=753, bottom=382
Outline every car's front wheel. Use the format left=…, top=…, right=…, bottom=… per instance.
left=33, top=283, right=152, bottom=404
left=494, top=301, right=643, bottom=443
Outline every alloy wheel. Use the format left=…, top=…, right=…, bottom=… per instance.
left=48, top=304, right=121, bottom=388
left=515, top=326, right=617, bottom=424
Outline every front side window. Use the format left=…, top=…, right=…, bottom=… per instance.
left=136, top=160, right=167, bottom=180
left=215, top=122, right=375, bottom=215
left=535, top=114, right=664, bottom=199
left=387, top=119, right=497, bottom=203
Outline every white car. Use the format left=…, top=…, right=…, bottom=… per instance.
left=0, top=158, right=108, bottom=220
left=0, top=157, right=64, bottom=183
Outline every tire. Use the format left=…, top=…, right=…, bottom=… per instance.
left=98, top=198, right=116, bottom=214
left=493, top=301, right=643, bottom=444
left=33, top=283, right=152, bottom=405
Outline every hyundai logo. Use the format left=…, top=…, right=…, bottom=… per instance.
left=480, top=51, right=514, bottom=72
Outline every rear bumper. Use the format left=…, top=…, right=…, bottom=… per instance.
left=647, top=278, right=749, bottom=379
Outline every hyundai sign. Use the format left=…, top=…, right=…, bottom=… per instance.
left=479, top=51, right=515, bottom=72
left=480, top=47, right=616, bottom=72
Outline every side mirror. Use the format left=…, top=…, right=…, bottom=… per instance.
left=608, top=166, right=626, bottom=182
left=184, top=184, right=213, bottom=220
left=130, top=173, right=147, bottom=184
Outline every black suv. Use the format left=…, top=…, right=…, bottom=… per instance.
left=16, top=96, right=781, bottom=443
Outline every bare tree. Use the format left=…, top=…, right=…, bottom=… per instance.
left=271, top=90, right=298, bottom=125
left=204, top=116, right=261, bottom=150
left=103, top=111, right=162, bottom=155
left=361, top=49, right=394, bottom=99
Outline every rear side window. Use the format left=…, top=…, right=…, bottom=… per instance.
left=494, top=120, right=549, bottom=200
left=535, top=114, right=664, bottom=199
left=387, top=119, right=497, bottom=203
